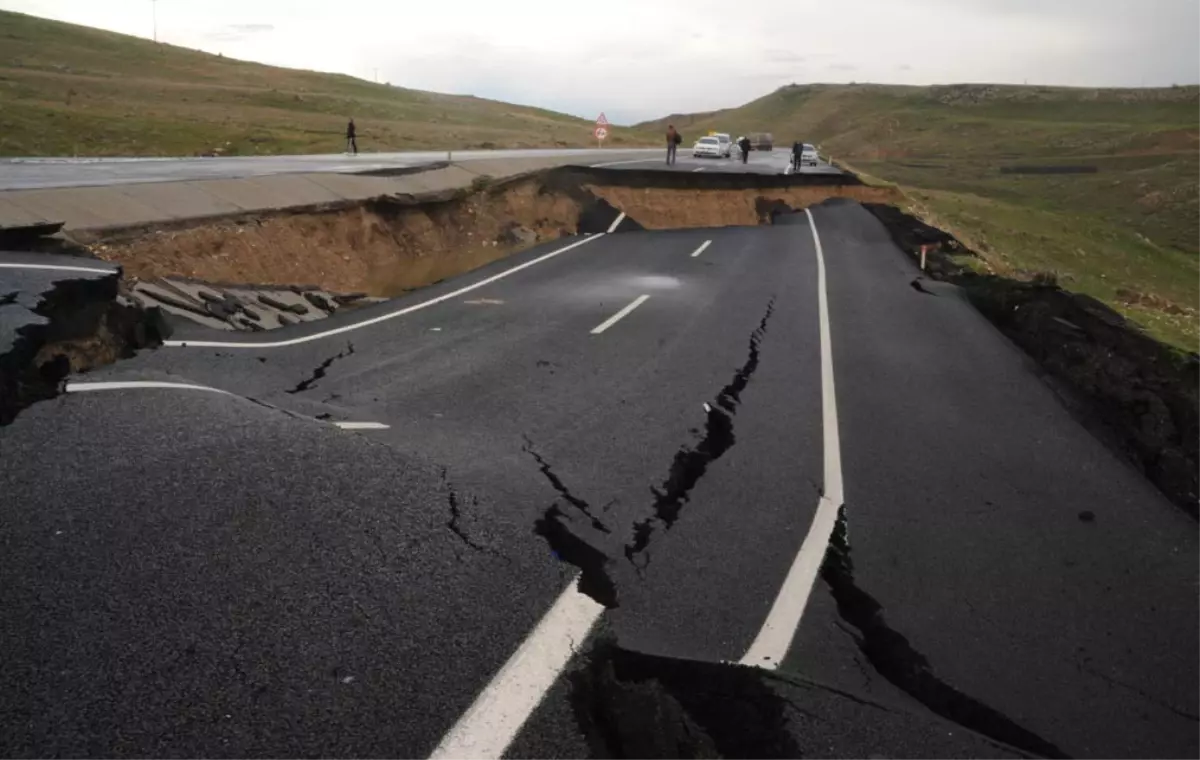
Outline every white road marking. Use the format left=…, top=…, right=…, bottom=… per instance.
left=590, top=294, right=650, bottom=335
left=429, top=583, right=604, bottom=760
left=606, top=212, right=626, bottom=233
left=0, top=262, right=117, bottom=276
left=739, top=207, right=844, bottom=669
left=163, top=234, right=606, bottom=349
left=692, top=167, right=705, bottom=172
left=65, top=381, right=392, bottom=431
left=65, top=380, right=235, bottom=396
left=689, top=240, right=712, bottom=258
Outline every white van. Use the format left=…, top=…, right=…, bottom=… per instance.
left=713, top=133, right=733, bottom=158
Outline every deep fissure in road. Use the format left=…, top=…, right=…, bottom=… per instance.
left=0, top=270, right=169, bottom=426
left=523, top=437, right=621, bottom=607
left=285, top=342, right=354, bottom=394
left=569, top=639, right=804, bottom=759
left=523, top=436, right=612, bottom=534
left=526, top=298, right=776, bottom=606
left=625, top=298, right=776, bottom=571
left=819, top=505, right=1071, bottom=759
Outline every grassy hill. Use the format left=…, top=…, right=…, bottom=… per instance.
left=0, top=10, right=654, bottom=157
left=643, top=84, right=1199, bottom=349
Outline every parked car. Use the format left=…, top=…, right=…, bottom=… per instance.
left=800, top=143, right=819, bottom=166
left=692, top=136, right=722, bottom=158
left=713, top=133, right=733, bottom=157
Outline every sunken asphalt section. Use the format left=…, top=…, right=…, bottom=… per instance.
left=0, top=201, right=1195, bottom=757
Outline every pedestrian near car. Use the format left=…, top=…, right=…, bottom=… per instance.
left=738, top=135, right=751, bottom=164
left=346, top=118, right=358, bottom=155
left=666, top=124, right=681, bottom=165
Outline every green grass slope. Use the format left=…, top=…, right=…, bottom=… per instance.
left=644, top=83, right=1199, bottom=349
left=0, top=9, right=654, bottom=157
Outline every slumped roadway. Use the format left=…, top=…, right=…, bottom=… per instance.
left=0, top=204, right=1195, bottom=758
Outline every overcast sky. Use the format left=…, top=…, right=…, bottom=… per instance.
left=3, top=0, right=1197, bottom=123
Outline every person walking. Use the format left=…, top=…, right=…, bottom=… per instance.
left=345, top=118, right=358, bottom=155
left=738, top=135, right=751, bottom=164
left=666, top=124, right=681, bottom=165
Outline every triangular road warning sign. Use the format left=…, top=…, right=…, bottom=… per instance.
left=596, top=112, right=610, bottom=126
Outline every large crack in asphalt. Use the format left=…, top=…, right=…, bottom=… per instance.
left=438, top=467, right=506, bottom=560
left=285, top=342, right=354, bottom=394
left=524, top=437, right=620, bottom=607
left=1, top=272, right=169, bottom=426
left=526, top=298, right=775, bottom=608
left=820, top=505, right=1071, bottom=759
left=523, top=435, right=612, bottom=534
left=624, top=298, right=775, bottom=572
left=569, top=639, right=803, bottom=759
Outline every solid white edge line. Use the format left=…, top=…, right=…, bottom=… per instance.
left=65, top=382, right=391, bottom=431
left=689, top=240, right=712, bottom=258
left=0, top=262, right=118, bottom=276
left=429, top=583, right=604, bottom=760
left=65, top=380, right=234, bottom=395
left=605, top=212, right=626, bottom=233
left=163, top=234, right=606, bottom=349
left=739, top=207, right=844, bottom=669
left=589, top=294, right=650, bottom=335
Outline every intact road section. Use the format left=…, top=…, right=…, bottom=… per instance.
left=0, top=203, right=1194, bottom=757
left=0, top=146, right=836, bottom=191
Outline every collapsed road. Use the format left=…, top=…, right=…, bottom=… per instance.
left=0, top=161, right=1196, bottom=759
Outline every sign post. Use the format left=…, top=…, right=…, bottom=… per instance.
left=595, top=112, right=610, bottom=148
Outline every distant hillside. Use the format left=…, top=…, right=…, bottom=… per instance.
left=0, top=10, right=654, bottom=156
left=643, top=83, right=1200, bottom=349
left=639, top=83, right=1198, bottom=159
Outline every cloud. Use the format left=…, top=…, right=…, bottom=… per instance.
left=6, top=0, right=1196, bottom=123
left=763, top=49, right=806, bottom=64
left=203, top=22, right=275, bottom=42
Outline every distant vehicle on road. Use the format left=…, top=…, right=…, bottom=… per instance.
left=692, top=136, right=722, bottom=158
left=713, top=133, right=733, bottom=157
left=749, top=132, right=773, bottom=151
left=800, top=143, right=818, bottom=166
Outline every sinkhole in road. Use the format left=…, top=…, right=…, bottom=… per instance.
left=78, top=166, right=897, bottom=335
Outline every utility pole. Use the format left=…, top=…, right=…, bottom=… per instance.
left=152, top=0, right=158, bottom=43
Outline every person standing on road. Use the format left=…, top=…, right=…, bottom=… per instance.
left=738, top=135, right=751, bottom=164
left=666, top=124, right=681, bottom=165
left=346, top=118, right=358, bottom=155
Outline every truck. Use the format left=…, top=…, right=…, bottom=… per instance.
left=749, top=132, right=774, bottom=151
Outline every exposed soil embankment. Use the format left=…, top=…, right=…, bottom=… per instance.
left=588, top=184, right=900, bottom=228
left=90, top=180, right=589, bottom=298
left=86, top=167, right=883, bottom=303
left=863, top=202, right=1199, bottom=516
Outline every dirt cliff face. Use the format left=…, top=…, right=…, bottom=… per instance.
left=87, top=167, right=893, bottom=298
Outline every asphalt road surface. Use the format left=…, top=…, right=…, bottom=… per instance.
left=1, top=203, right=1194, bottom=758
left=0, top=147, right=834, bottom=190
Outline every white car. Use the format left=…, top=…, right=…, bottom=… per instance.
left=714, top=133, right=733, bottom=157
left=800, top=143, right=819, bottom=167
left=692, top=136, right=722, bottom=158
